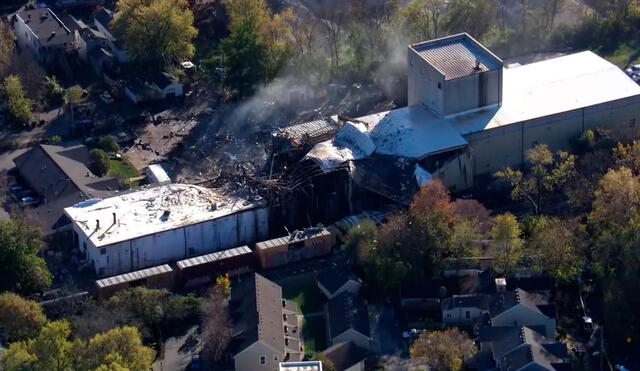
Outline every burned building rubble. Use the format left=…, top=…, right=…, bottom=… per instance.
left=266, top=32, right=640, bottom=230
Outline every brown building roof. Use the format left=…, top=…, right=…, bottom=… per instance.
left=230, top=273, right=288, bottom=355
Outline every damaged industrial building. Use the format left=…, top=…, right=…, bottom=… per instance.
left=271, top=33, right=640, bottom=228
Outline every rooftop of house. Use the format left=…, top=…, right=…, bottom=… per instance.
left=410, top=33, right=503, bottom=80
left=327, top=292, right=370, bottom=339
left=442, top=294, right=491, bottom=311
left=479, top=325, right=568, bottom=370
left=64, top=183, right=265, bottom=247
left=321, top=341, right=368, bottom=371
left=305, top=50, right=640, bottom=173
left=15, top=7, right=74, bottom=47
left=317, top=268, right=360, bottom=296
left=230, top=273, right=290, bottom=356
left=499, top=343, right=565, bottom=371
left=490, top=288, right=555, bottom=319
left=94, top=7, right=113, bottom=31
left=13, top=144, right=119, bottom=233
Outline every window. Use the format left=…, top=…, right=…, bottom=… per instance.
left=260, top=356, right=266, bottom=365
left=100, top=248, right=106, bottom=255
left=274, top=356, right=278, bottom=361
left=437, top=82, right=442, bottom=89
left=83, top=242, right=87, bottom=252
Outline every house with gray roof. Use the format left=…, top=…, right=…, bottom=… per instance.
left=321, top=341, right=368, bottom=371
left=13, top=144, right=120, bottom=235
left=325, top=292, right=371, bottom=350
left=478, top=325, right=569, bottom=371
left=442, top=294, right=491, bottom=326
left=231, top=273, right=302, bottom=371
left=490, top=288, right=556, bottom=338
left=93, top=7, right=128, bottom=63
left=11, top=6, right=75, bottom=65
left=317, top=268, right=361, bottom=299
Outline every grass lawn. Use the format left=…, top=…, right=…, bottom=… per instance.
left=603, top=43, right=638, bottom=68
left=108, top=158, right=139, bottom=179
left=302, top=316, right=327, bottom=357
left=282, top=279, right=326, bottom=314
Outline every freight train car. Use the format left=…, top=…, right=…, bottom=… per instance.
left=255, top=227, right=335, bottom=269
left=95, top=264, right=174, bottom=300
left=175, top=245, right=255, bottom=287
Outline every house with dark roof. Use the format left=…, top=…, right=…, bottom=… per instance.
left=124, top=73, right=183, bottom=104
left=325, top=292, right=371, bottom=350
left=93, top=7, right=128, bottom=63
left=316, top=268, right=361, bottom=299
left=442, top=294, right=491, bottom=326
left=478, top=326, right=569, bottom=371
left=230, top=274, right=302, bottom=371
left=11, top=6, right=75, bottom=65
left=490, top=288, right=556, bottom=338
left=321, top=341, right=368, bottom=371
left=13, top=144, right=120, bottom=235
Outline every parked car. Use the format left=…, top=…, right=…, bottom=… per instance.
left=403, top=329, right=420, bottom=339
left=20, top=196, right=37, bottom=207
left=16, top=190, right=33, bottom=199
left=9, top=185, right=24, bottom=195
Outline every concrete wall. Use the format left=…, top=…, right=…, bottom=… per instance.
left=444, top=69, right=502, bottom=116
left=408, top=48, right=444, bottom=114
left=234, top=342, right=283, bottom=371
left=491, top=305, right=556, bottom=338
left=75, top=206, right=268, bottom=277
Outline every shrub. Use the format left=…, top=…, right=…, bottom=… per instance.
left=90, top=149, right=110, bottom=176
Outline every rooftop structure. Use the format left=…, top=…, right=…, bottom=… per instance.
left=410, top=33, right=502, bottom=80
left=64, top=183, right=264, bottom=248
left=443, top=294, right=491, bottom=311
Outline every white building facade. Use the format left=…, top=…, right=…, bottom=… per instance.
left=65, top=184, right=268, bottom=277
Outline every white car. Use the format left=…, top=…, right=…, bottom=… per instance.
left=20, top=196, right=37, bottom=207
left=99, top=91, right=114, bottom=104
left=402, top=328, right=420, bottom=339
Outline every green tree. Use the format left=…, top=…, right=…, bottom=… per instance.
left=3, top=75, right=32, bottom=127
left=491, top=213, right=523, bottom=275
left=77, top=326, right=154, bottom=371
left=90, top=149, right=110, bottom=177
left=113, top=0, right=197, bottom=71
left=0, top=21, right=15, bottom=77
left=221, top=0, right=293, bottom=97
left=44, top=76, right=64, bottom=106
left=496, top=144, right=576, bottom=214
left=0, top=293, right=47, bottom=342
left=444, top=0, right=497, bottom=39
left=526, top=216, right=584, bottom=282
left=410, top=328, right=477, bottom=371
left=98, top=136, right=121, bottom=154
left=398, top=0, right=448, bottom=42
left=0, top=219, right=51, bottom=294
left=1, top=321, right=74, bottom=371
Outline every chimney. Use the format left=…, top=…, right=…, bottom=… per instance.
left=112, top=212, right=116, bottom=224
left=96, top=219, right=100, bottom=230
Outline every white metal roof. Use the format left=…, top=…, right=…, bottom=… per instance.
left=95, top=264, right=172, bottom=288
left=176, top=245, right=252, bottom=269
left=451, top=51, right=640, bottom=135
left=305, top=51, right=640, bottom=171
left=65, top=184, right=264, bottom=248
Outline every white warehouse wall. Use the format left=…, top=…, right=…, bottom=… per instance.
left=75, top=206, right=268, bottom=277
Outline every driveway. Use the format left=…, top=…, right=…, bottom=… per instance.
left=371, top=304, right=403, bottom=356
left=153, top=325, right=201, bottom=371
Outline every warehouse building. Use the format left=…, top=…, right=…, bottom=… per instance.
left=301, top=33, right=640, bottom=196
left=64, top=184, right=268, bottom=277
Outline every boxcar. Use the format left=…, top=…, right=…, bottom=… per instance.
left=175, top=245, right=255, bottom=287
left=255, top=227, right=335, bottom=269
left=95, top=264, right=174, bottom=300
